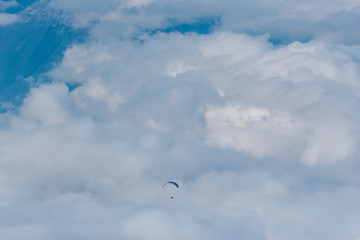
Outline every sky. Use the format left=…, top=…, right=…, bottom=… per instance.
left=1, top=0, right=360, bottom=239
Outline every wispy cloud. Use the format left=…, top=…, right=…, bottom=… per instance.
left=0, top=0, right=18, bottom=11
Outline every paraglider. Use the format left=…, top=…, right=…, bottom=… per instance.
left=163, top=181, right=179, bottom=199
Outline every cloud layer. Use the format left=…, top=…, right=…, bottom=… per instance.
left=1, top=0, right=360, bottom=239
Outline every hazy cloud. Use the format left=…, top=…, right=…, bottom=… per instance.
left=0, top=12, right=18, bottom=25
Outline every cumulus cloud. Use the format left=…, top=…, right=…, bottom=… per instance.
left=205, top=104, right=299, bottom=158
left=1, top=0, right=360, bottom=239
left=19, top=84, right=74, bottom=126
left=48, top=30, right=360, bottom=164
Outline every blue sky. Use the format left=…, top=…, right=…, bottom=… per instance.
left=1, top=0, right=360, bottom=239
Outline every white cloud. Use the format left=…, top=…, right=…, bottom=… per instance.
left=300, top=116, right=357, bottom=165
left=2, top=168, right=359, bottom=240
left=19, top=83, right=74, bottom=126
left=257, top=41, right=360, bottom=84
left=47, top=30, right=360, bottom=165
left=205, top=104, right=299, bottom=158
left=0, top=13, right=18, bottom=25
left=71, top=78, right=125, bottom=113
left=2, top=0, right=360, bottom=239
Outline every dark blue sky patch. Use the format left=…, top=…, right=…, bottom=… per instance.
left=0, top=0, right=88, bottom=110
left=151, top=16, right=221, bottom=35
left=65, top=82, right=82, bottom=92
left=268, top=36, right=312, bottom=46
left=244, top=29, right=313, bottom=46
left=1, top=0, right=39, bottom=14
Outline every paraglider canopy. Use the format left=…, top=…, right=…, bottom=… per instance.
left=163, top=181, right=179, bottom=188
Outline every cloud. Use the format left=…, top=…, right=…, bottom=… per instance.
left=1, top=169, right=360, bottom=240
left=205, top=104, right=299, bottom=158
left=0, top=12, right=18, bottom=25
left=19, top=84, right=74, bottom=126
left=47, top=0, right=360, bottom=44
left=1, top=0, right=360, bottom=239
left=49, top=30, right=360, bottom=164
left=0, top=0, right=18, bottom=11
